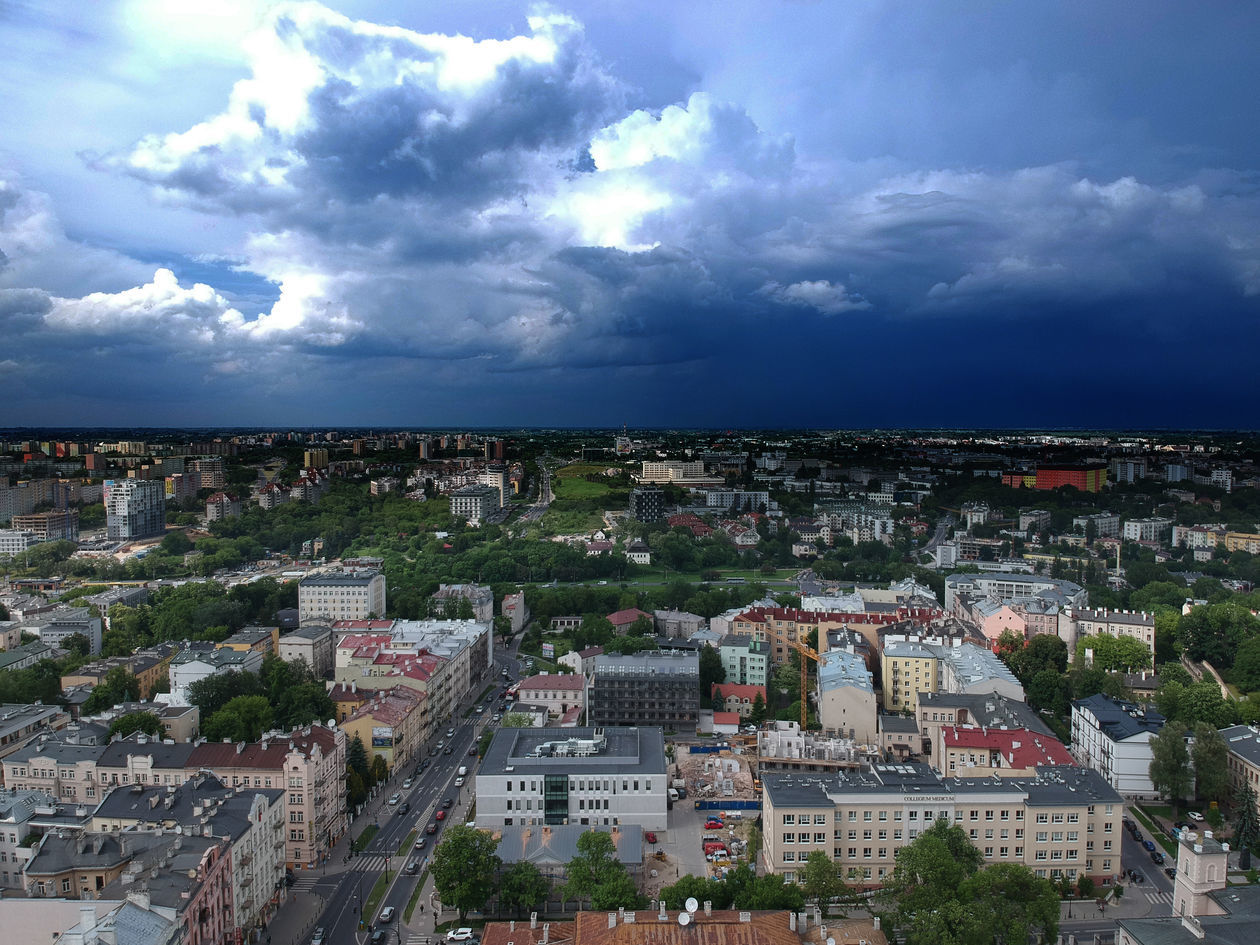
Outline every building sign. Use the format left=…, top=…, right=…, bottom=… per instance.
left=902, top=796, right=953, bottom=804
left=371, top=725, right=394, bottom=748
left=541, top=643, right=555, bottom=659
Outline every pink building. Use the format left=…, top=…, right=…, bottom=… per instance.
left=514, top=673, right=585, bottom=718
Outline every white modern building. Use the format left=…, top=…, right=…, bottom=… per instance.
left=298, top=570, right=386, bottom=624
left=1122, top=518, right=1174, bottom=543
left=23, top=606, right=103, bottom=654
left=104, top=478, right=166, bottom=541
left=1070, top=694, right=1165, bottom=797
left=450, top=484, right=500, bottom=524
left=475, top=726, right=668, bottom=831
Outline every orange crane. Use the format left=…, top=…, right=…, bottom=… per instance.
left=788, top=639, right=821, bottom=729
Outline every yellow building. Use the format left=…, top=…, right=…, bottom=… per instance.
left=881, top=641, right=940, bottom=712
left=339, top=686, right=427, bottom=773
left=216, top=626, right=279, bottom=658
left=1224, top=532, right=1260, bottom=554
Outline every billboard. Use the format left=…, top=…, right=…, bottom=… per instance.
left=371, top=725, right=394, bottom=748
left=541, top=643, right=555, bottom=659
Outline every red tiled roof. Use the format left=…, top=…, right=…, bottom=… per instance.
left=942, top=726, right=1075, bottom=769
left=606, top=608, right=652, bottom=626
left=188, top=725, right=339, bottom=771
left=712, top=712, right=741, bottom=725
left=711, top=683, right=766, bottom=703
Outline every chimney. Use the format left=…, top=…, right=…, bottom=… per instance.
left=1181, top=915, right=1206, bottom=940
left=789, top=913, right=797, bottom=932
left=608, top=914, right=617, bottom=929
left=79, top=904, right=97, bottom=941
left=704, top=901, right=712, bottom=916
left=530, top=913, right=538, bottom=930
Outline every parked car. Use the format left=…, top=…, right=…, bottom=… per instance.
left=704, top=820, right=724, bottom=830
left=469, top=746, right=478, bottom=755
left=444, top=746, right=452, bottom=755
left=447, top=929, right=476, bottom=941
left=1143, top=839, right=1157, bottom=852
left=1165, top=867, right=1177, bottom=879
left=645, top=831, right=658, bottom=844
left=1151, top=851, right=1165, bottom=864
left=311, top=930, right=326, bottom=945
left=1188, top=811, right=1204, bottom=822
left=447, top=728, right=456, bottom=738
left=388, top=793, right=401, bottom=806
left=403, top=778, right=414, bottom=789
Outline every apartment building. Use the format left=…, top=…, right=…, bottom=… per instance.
left=502, top=591, right=530, bottom=634
left=0, top=788, right=56, bottom=888
left=298, top=570, right=386, bottom=624
left=1220, top=724, right=1260, bottom=816
left=718, top=634, right=769, bottom=687
left=10, top=508, right=79, bottom=542
left=60, top=644, right=177, bottom=699
left=1060, top=608, right=1156, bottom=663
left=432, top=583, right=494, bottom=622
left=450, top=484, right=500, bottom=524
left=204, top=492, right=241, bottom=520
left=1072, top=512, right=1121, bottom=539
left=816, top=648, right=877, bottom=742
left=917, top=692, right=1054, bottom=764
left=940, top=727, right=1074, bottom=777
left=628, top=485, right=665, bottom=523
left=710, top=682, right=767, bottom=718
left=23, top=606, right=103, bottom=654
left=589, top=651, right=699, bottom=730
left=476, top=726, right=668, bottom=831
left=656, top=609, right=707, bottom=640
left=277, top=623, right=334, bottom=676
left=762, top=762, right=1122, bottom=888
left=0, top=703, right=71, bottom=765
left=515, top=674, right=586, bottom=719
left=1070, top=695, right=1165, bottom=796
left=944, top=572, right=1087, bottom=612
left=339, top=685, right=427, bottom=772
left=1122, top=518, right=1174, bottom=543
left=103, top=478, right=166, bottom=541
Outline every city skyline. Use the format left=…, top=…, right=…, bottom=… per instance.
left=2, top=2, right=1258, bottom=427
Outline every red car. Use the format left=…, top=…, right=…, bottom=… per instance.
left=645, top=831, right=658, bottom=844
left=704, top=820, right=724, bottom=830
left=435, top=810, right=446, bottom=821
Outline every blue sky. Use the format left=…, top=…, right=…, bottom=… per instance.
left=1, top=1, right=1258, bottom=427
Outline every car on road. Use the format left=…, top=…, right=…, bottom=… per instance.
left=444, top=746, right=452, bottom=754
left=1188, top=811, right=1204, bottom=821
left=1151, top=851, right=1165, bottom=864
left=426, top=822, right=438, bottom=834
left=415, top=837, right=428, bottom=850
left=1165, top=867, right=1177, bottom=879
left=436, top=810, right=446, bottom=821
left=403, top=778, right=413, bottom=788
left=370, top=931, right=387, bottom=945
left=454, top=777, right=465, bottom=787
left=447, top=929, right=476, bottom=941
left=475, top=706, right=484, bottom=714
left=398, top=802, right=410, bottom=816
left=388, top=793, right=401, bottom=806
left=379, top=906, right=396, bottom=923
left=469, top=746, right=477, bottom=755
left=443, top=798, right=454, bottom=808
left=405, top=860, right=420, bottom=875
left=447, top=728, right=456, bottom=738
left=1143, top=840, right=1157, bottom=852
left=311, top=930, right=326, bottom=945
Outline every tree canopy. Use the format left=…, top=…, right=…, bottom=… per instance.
left=431, top=825, right=502, bottom=921
left=562, top=829, right=643, bottom=910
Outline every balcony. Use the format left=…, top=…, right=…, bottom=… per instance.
left=241, top=875, right=253, bottom=887
left=240, top=853, right=252, bottom=866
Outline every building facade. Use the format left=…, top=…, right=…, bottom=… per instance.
left=1070, top=694, right=1165, bottom=796
left=104, top=479, right=166, bottom=541
left=298, top=570, right=386, bottom=624
left=589, top=651, right=699, bottom=729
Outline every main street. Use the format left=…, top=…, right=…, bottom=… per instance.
left=288, top=636, right=526, bottom=945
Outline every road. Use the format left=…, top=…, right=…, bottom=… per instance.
left=295, top=638, right=527, bottom=945
left=1121, top=819, right=1175, bottom=914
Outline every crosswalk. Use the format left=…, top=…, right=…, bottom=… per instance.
left=1146, top=889, right=1173, bottom=904
left=352, top=854, right=392, bottom=872
left=406, top=935, right=431, bottom=945
left=290, top=874, right=321, bottom=892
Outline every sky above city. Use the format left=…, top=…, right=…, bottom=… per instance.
left=2, top=1, right=1259, bottom=428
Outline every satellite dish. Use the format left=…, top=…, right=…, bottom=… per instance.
left=685, top=897, right=699, bottom=914
left=827, top=938, right=836, bottom=945
left=678, top=913, right=692, bottom=926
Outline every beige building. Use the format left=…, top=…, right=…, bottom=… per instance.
left=278, top=623, right=334, bottom=676
left=880, top=641, right=940, bottom=712
left=298, top=570, right=386, bottom=624
left=339, top=686, right=427, bottom=773
left=1060, top=608, right=1156, bottom=663
left=762, top=762, right=1122, bottom=888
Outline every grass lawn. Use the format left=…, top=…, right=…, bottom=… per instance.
left=404, top=869, right=430, bottom=922
left=398, top=830, right=417, bottom=856
left=539, top=507, right=608, bottom=534
left=352, top=825, right=379, bottom=852
left=1131, top=805, right=1178, bottom=855
left=364, top=869, right=392, bottom=915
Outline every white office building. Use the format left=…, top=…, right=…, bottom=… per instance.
left=1070, top=694, right=1165, bottom=797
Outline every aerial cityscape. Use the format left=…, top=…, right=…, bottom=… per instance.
left=2, top=3, right=1260, bottom=945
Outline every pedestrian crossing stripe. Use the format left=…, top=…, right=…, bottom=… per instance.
left=1146, top=890, right=1172, bottom=903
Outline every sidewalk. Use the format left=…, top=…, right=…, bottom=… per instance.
left=268, top=891, right=328, bottom=945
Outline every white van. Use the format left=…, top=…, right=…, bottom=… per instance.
left=457, top=766, right=468, bottom=777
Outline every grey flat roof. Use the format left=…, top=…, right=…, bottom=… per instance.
left=496, top=823, right=643, bottom=867
left=480, top=726, right=666, bottom=776
left=762, top=774, right=836, bottom=808
left=1221, top=725, right=1260, bottom=768
left=299, top=571, right=379, bottom=585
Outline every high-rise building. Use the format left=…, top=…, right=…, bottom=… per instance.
left=104, top=479, right=166, bottom=541
left=303, top=449, right=329, bottom=469
left=628, top=485, right=664, bottom=522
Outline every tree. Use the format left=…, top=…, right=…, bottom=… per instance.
left=62, top=632, right=92, bottom=658
left=800, top=850, right=843, bottom=916
left=749, top=691, right=768, bottom=724
left=1233, top=782, right=1260, bottom=870
left=370, top=753, right=388, bottom=783
left=503, top=713, right=533, bottom=728
left=347, top=734, right=371, bottom=784
left=1177, top=602, right=1260, bottom=669
left=698, top=644, right=726, bottom=705
left=498, top=861, right=551, bottom=917
left=563, top=829, right=640, bottom=909
left=659, top=874, right=725, bottom=910
left=1232, top=636, right=1260, bottom=693
left=1149, top=725, right=1192, bottom=808
left=1192, top=723, right=1230, bottom=803
left=81, top=665, right=141, bottom=713
left=203, top=695, right=273, bottom=743
left=960, top=862, right=1059, bottom=945
left=431, top=825, right=502, bottom=921
left=108, top=711, right=164, bottom=740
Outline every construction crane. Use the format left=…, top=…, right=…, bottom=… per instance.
left=788, top=638, right=821, bottom=730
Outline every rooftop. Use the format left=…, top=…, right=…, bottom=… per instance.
left=519, top=673, right=585, bottom=691
left=480, top=726, right=666, bottom=776
left=1073, top=693, right=1165, bottom=740
left=299, top=570, right=381, bottom=586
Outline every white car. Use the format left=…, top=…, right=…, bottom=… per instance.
left=1188, top=811, right=1204, bottom=821
left=387, top=793, right=401, bottom=806
left=446, top=929, right=475, bottom=941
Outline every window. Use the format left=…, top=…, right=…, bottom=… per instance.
left=815, top=814, right=828, bottom=825
left=1000, top=846, right=1009, bottom=857
left=970, top=810, right=979, bottom=821
left=848, top=811, right=857, bottom=822
left=1052, top=814, right=1064, bottom=824
left=783, top=833, right=795, bottom=844
left=815, top=833, right=826, bottom=843
left=782, top=815, right=795, bottom=825
left=1036, top=813, right=1048, bottom=824
left=863, top=847, right=872, bottom=859
left=878, top=811, right=888, bottom=821
left=1035, top=850, right=1047, bottom=861
left=61, top=879, right=71, bottom=893
left=1036, top=832, right=1048, bottom=842
left=782, top=852, right=795, bottom=862
left=863, top=811, right=872, bottom=822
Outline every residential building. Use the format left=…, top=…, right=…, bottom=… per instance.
left=492, top=823, right=642, bottom=884
left=816, top=648, right=877, bottom=742
left=1171, top=525, right=1226, bottom=550
left=0, top=702, right=71, bottom=765
left=298, top=570, right=386, bottom=624
left=718, top=634, right=769, bottom=687
left=880, top=641, right=939, bottom=713
left=186, top=725, right=347, bottom=869
left=168, top=645, right=263, bottom=703
left=81, top=585, right=151, bottom=628
left=82, top=701, right=200, bottom=743
left=916, top=692, right=1054, bottom=764
left=0, top=529, right=40, bottom=555
left=589, top=651, right=699, bottom=730
left=639, top=461, right=706, bottom=482
left=328, top=682, right=370, bottom=722
left=217, top=625, right=279, bottom=658
left=303, top=449, right=329, bottom=469
left=655, top=609, right=706, bottom=639
left=0, top=789, right=57, bottom=887
left=476, top=725, right=668, bottom=831
left=606, top=608, right=653, bottom=634
left=277, top=623, right=334, bottom=677
left=0, top=641, right=55, bottom=671
left=1018, top=509, right=1052, bottom=533
left=188, top=457, right=226, bottom=490
left=480, top=464, right=508, bottom=507
left=59, top=644, right=177, bottom=700
left=1070, top=512, right=1121, bottom=539
left=450, top=484, right=500, bottom=524
left=339, top=686, right=427, bottom=774
left=432, top=583, right=494, bottom=622
left=204, top=492, right=241, bottom=520
left=761, top=762, right=1122, bottom=887
left=625, top=540, right=651, bottom=564
left=515, top=674, right=585, bottom=719
left=1122, top=517, right=1174, bottom=543
left=1003, top=465, right=1107, bottom=492
left=1060, top=608, right=1156, bottom=663
left=710, top=682, right=767, bottom=718
left=10, top=508, right=79, bottom=542
left=23, top=606, right=103, bottom=654
left=557, top=645, right=603, bottom=678
left=502, top=591, right=530, bottom=634
left=940, top=727, right=1074, bottom=777
left=104, top=479, right=166, bottom=541
left=628, top=485, right=665, bottom=523
left=89, top=772, right=286, bottom=937
left=1224, top=532, right=1260, bottom=554
left=1221, top=724, right=1260, bottom=816
left=1069, top=694, right=1165, bottom=796
left=943, top=572, right=1087, bottom=612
